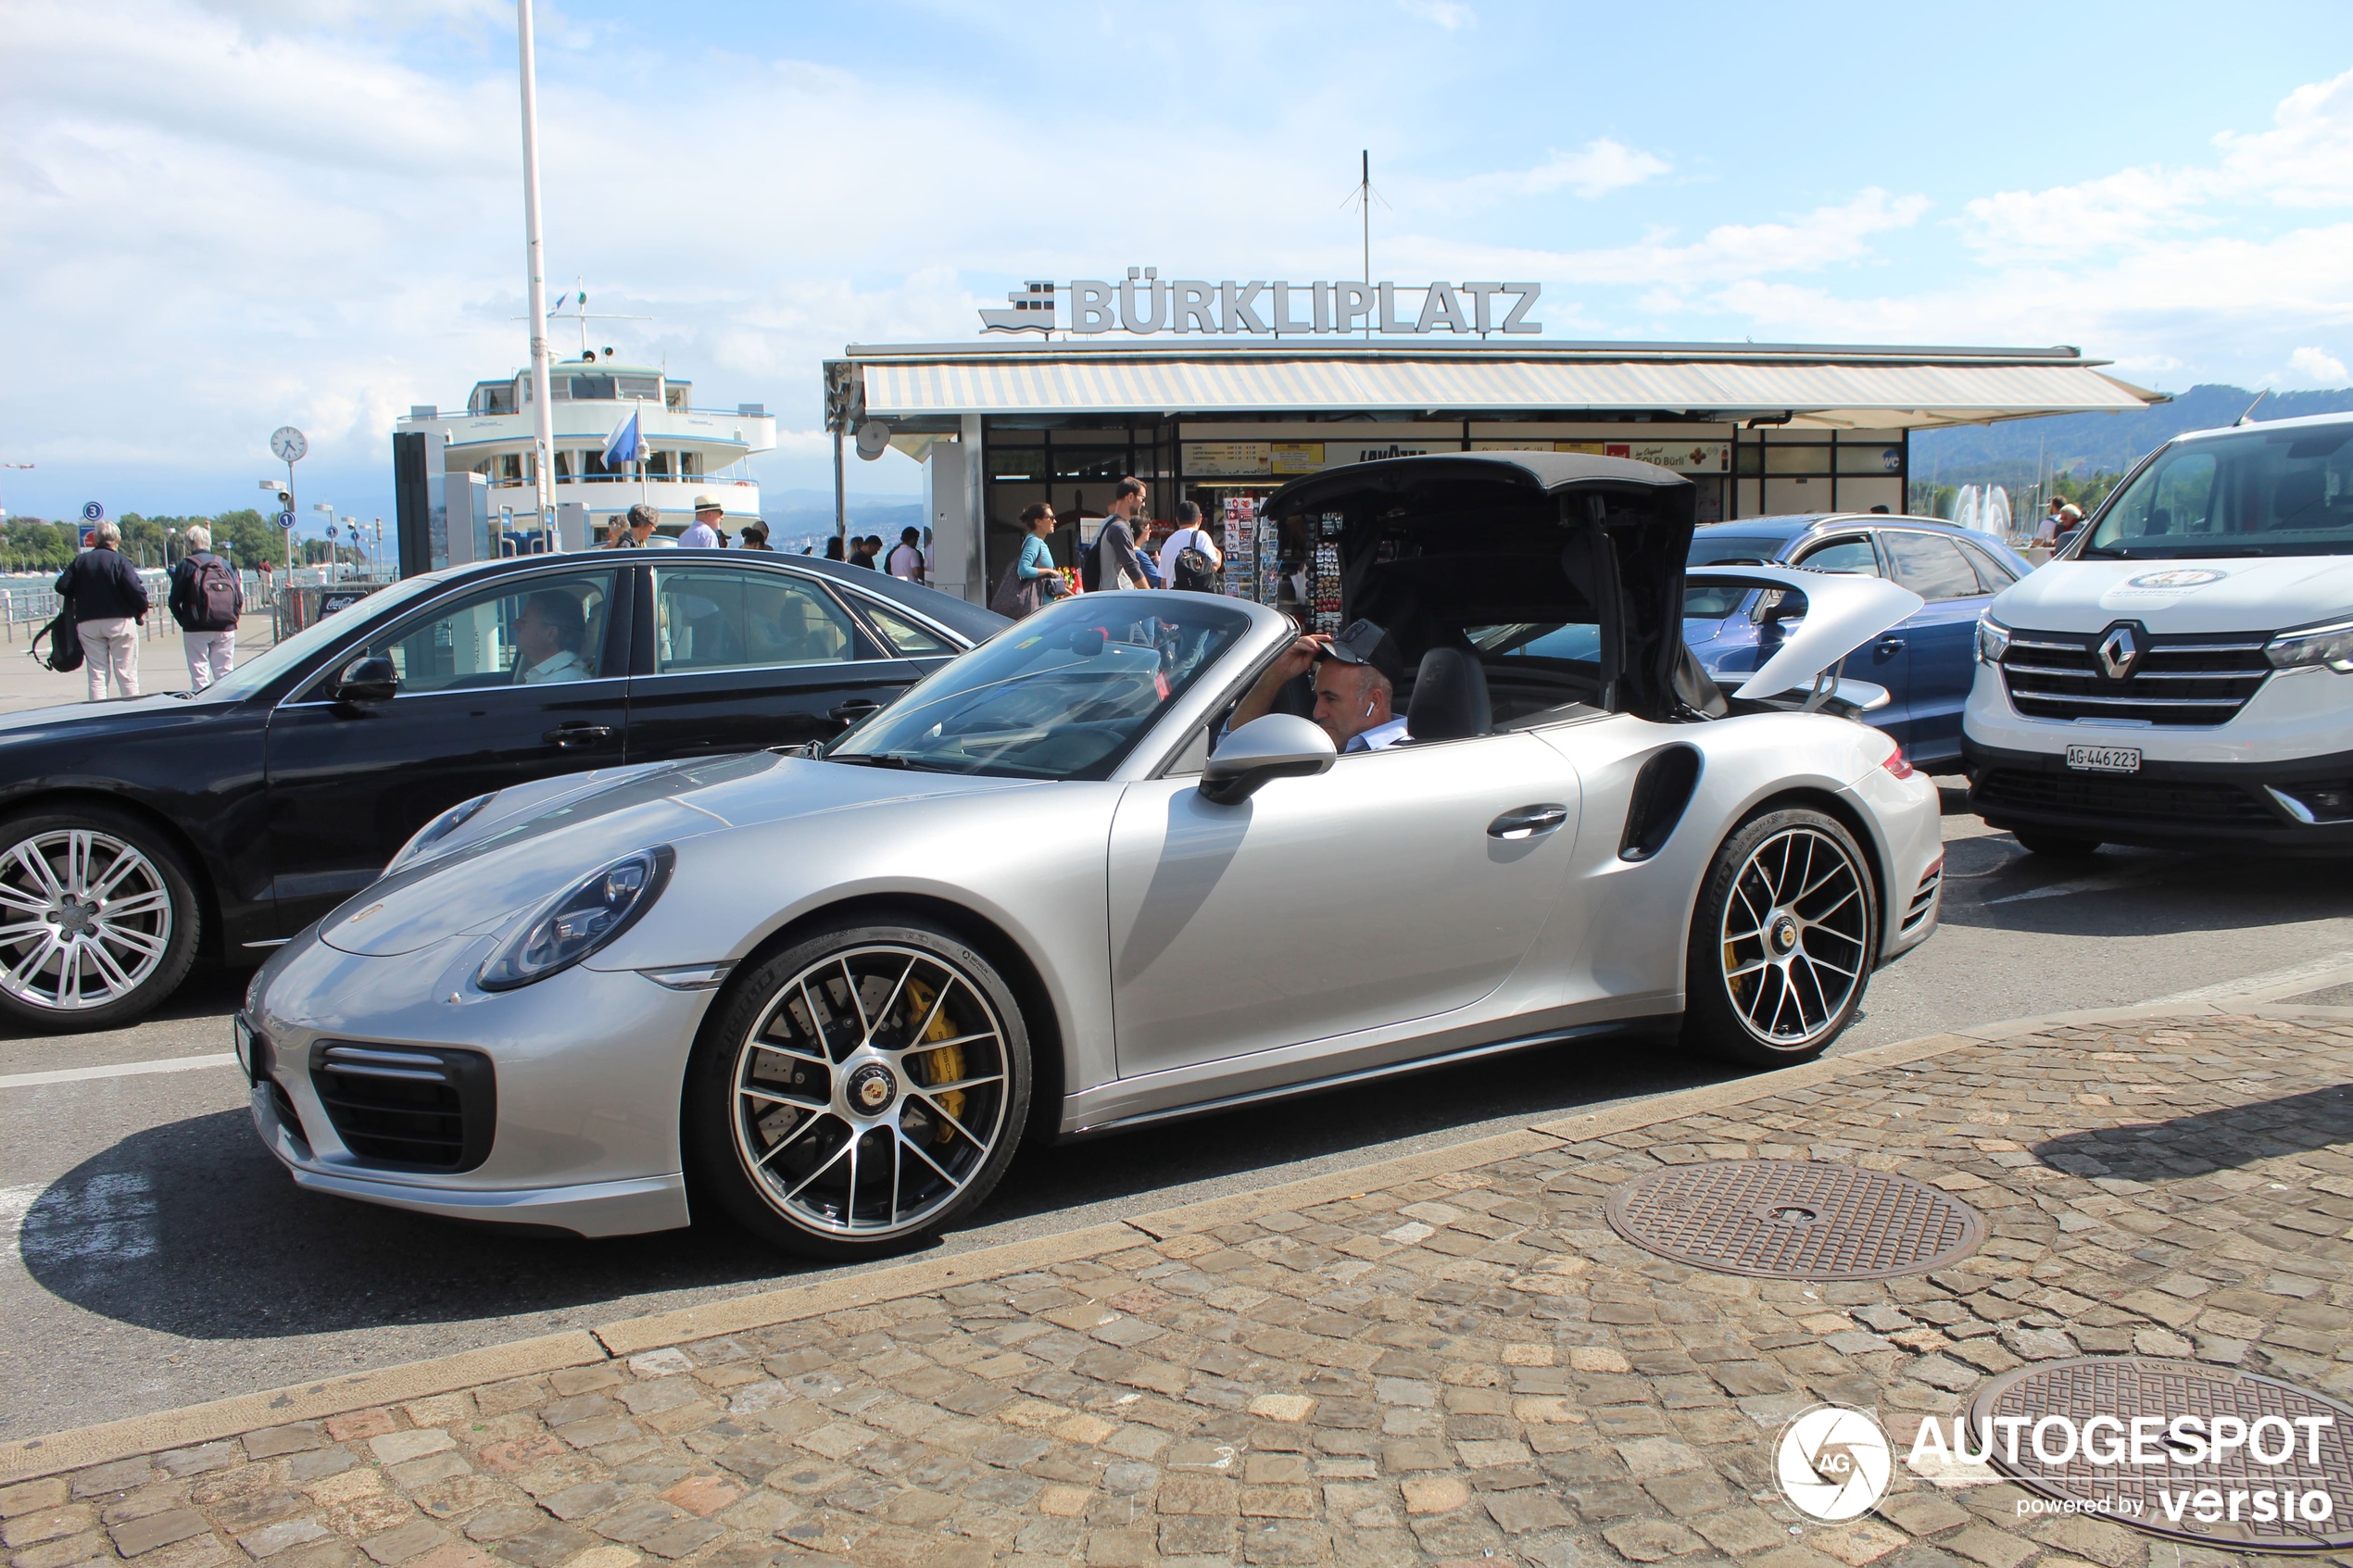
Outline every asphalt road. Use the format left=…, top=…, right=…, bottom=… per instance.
left=6, top=777, right=2352, bottom=1441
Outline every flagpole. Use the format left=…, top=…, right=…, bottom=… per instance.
left=517, top=0, right=557, bottom=547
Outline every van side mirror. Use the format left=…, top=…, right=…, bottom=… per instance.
left=1200, top=714, right=1336, bottom=805
left=333, top=656, right=397, bottom=706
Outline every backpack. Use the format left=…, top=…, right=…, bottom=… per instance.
left=1079, top=534, right=1103, bottom=593
left=32, top=600, right=82, bottom=673
left=1172, top=529, right=1218, bottom=593
left=192, top=557, right=238, bottom=631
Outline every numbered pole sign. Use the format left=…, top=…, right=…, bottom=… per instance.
left=81, top=501, right=105, bottom=522
left=276, top=510, right=296, bottom=529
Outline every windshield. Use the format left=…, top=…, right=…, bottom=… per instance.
left=193, top=575, right=445, bottom=701
left=826, top=594, right=1251, bottom=780
left=2086, top=425, right=2353, bottom=558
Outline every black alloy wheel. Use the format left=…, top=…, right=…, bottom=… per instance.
left=1681, top=807, right=1878, bottom=1068
left=683, top=915, right=1032, bottom=1258
left=0, top=806, right=202, bottom=1032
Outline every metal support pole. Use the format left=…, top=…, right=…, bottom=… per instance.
left=833, top=426, right=847, bottom=541
left=517, top=0, right=557, bottom=544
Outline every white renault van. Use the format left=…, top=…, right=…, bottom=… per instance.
left=1964, top=410, right=2353, bottom=855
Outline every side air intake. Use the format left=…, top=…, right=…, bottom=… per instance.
left=1619, top=746, right=1702, bottom=862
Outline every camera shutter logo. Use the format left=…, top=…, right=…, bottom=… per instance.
left=1775, top=1404, right=1894, bottom=1522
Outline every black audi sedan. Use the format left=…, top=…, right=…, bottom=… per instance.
left=0, top=550, right=1004, bottom=1030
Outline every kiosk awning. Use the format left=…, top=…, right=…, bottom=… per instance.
left=844, top=342, right=2159, bottom=431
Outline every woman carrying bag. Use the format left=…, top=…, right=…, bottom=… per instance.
left=990, top=503, right=1070, bottom=620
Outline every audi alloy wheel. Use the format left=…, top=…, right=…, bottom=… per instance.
left=0, top=808, right=202, bottom=1031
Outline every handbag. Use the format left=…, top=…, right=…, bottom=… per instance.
left=988, top=559, right=1042, bottom=620
left=33, top=597, right=82, bottom=673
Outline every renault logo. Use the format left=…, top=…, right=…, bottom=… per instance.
left=2096, top=625, right=2141, bottom=681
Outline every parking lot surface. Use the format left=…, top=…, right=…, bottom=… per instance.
left=3, top=783, right=2351, bottom=1445
left=4, top=1009, right=2347, bottom=1568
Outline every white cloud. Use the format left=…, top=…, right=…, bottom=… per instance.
left=1395, top=0, right=1475, bottom=28
left=2215, top=66, right=2353, bottom=207
left=2276, top=346, right=2350, bottom=386
left=1422, top=189, right=1929, bottom=288
left=1441, top=138, right=1670, bottom=207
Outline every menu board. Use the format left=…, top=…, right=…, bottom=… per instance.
left=1472, top=439, right=1728, bottom=471
left=1187, top=442, right=1270, bottom=476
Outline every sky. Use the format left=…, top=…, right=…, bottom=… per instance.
left=5, top=0, right=2352, bottom=536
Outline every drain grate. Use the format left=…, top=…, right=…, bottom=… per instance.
left=1602, top=1160, right=1983, bottom=1280
left=1970, top=1358, right=2353, bottom=1551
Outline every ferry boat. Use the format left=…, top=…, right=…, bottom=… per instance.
left=394, top=350, right=777, bottom=551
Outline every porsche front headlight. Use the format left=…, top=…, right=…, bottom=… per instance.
left=388, top=792, right=495, bottom=872
left=478, top=846, right=674, bottom=992
left=1975, top=616, right=2011, bottom=665
left=2265, top=617, right=2353, bottom=672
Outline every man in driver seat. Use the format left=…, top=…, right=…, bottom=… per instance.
left=1228, top=618, right=1410, bottom=753
left=512, top=590, right=592, bottom=684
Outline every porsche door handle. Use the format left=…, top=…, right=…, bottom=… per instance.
left=829, top=699, right=885, bottom=724
left=544, top=723, right=614, bottom=748
left=1489, top=804, right=1569, bottom=840
left=1874, top=637, right=1906, bottom=654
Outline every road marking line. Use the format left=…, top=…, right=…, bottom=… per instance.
left=0, top=1182, right=40, bottom=1242
left=2151, top=949, right=2353, bottom=1006
left=0, top=1053, right=236, bottom=1091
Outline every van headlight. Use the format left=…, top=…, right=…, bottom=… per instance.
left=478, top=847, right=674, bottom=991
left=387, top=793, right=496, bottom=872
left=1976, top=616, right=2011, bottom=665
left=2265, top=618, right=2353, bottom=672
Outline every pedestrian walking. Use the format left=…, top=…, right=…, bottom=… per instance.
left=1084, top=477, right=1153, bottom=591
left=824, top=535, right=846, bottom=561
left=847, top=536, right=876, bottom=570
left=865, top=535, right=886, bottom=569
left=680, top=495, right=725, bottom=548
left=884, top=526, right=926, bottom=583
left=1157, top=500, right=1223, bottom=592
left=739, top=521, right=774, bottom=551
left=54, top=522, right=148, bottom=700
left=990, top=503, right=1068, bottom=619
left=167, top=524, right=243, bottom=691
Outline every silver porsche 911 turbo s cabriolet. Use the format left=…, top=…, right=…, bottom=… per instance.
left=240, top=453, right=1944, bottom=1257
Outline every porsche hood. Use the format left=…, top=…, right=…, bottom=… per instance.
left=319, top=752, right=1036, bottom=958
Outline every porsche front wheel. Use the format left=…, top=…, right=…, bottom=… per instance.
left=684, top=917, right=1032, bottom=1258
left=1682, top=808, right=1878, bottom=1069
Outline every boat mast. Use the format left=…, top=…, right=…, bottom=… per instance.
left=517, top=0, right=556, bottom=542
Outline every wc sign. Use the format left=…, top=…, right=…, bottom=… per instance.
left=980, top=270, right=1543, bottom=336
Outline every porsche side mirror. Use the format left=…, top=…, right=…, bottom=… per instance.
left=1200, top=714, right=1336, bottom=805
left=333, top=656, right=397, bottom=706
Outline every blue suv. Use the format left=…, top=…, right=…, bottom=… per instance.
left=1686, top=514, right=2033, bottom=769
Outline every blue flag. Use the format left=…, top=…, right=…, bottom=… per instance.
left=603, top=407, right=645, bottom=467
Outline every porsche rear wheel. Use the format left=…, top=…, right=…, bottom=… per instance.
left=1681, top=808, right=1877, bottom=1069
left=684, top=916, right=1031, bottom=1258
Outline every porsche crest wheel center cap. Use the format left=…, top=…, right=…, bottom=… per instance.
left=847, top=1063, right=897, bottom=1115
left=1770, top=915, right=1799, bottom=954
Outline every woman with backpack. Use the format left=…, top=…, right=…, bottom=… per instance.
left=167, top=524, right=245, bottom=691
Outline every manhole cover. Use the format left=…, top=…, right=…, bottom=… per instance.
left=1602, top=1160, right=1982, bottom=1280
left=1970, top=1358, right=2353, bottom=1551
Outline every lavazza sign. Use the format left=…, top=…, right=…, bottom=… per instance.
left=979, top=269, right=1543, bottom=336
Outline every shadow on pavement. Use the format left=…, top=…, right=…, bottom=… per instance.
left=2032, top=1082, right=2353, bottom=1183
left=20, top=1030, right=1737, bottom=1340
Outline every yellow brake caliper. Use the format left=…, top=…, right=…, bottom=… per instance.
left=900, top=977, right=965, bottom=1142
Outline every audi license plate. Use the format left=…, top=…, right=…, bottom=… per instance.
left=2065, top=745, right=2141, bottom=774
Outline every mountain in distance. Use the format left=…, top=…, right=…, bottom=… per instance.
left=760, top=487, right=924, bottom=547
left=1910, top=383, right=2353, bottom=487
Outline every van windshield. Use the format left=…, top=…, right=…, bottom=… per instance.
left=2085, top=425, right=2353, bottom=558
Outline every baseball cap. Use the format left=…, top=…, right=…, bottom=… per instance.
left=1317, top=618, right=1408, bottom=687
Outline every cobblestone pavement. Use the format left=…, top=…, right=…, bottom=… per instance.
left=5, top=1012, right=2349, bottom=1568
